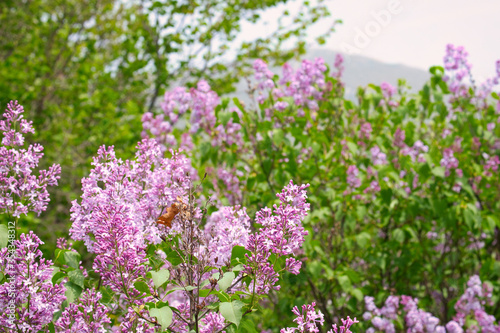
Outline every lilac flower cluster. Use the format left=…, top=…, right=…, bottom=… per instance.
left=440, top=148, right=460, bottom=177
left=443, top=44, right=473, bottom=101
left=363, top=276, right=499, bottom=333
left=444, top=44, right=500, bottom=108
left=346, top=165, right=361, bottom=189
left=281, top=302, right=358, bottom=333
left=199, top=312, right=227, bottom=333
left=244, top=181, right=310, bottom=293
left=281, top=302, right=325, bottom=333
left=70, top=139, right=193, bottom=251
left=69, top=139, right=194, bottom=329
left=254, top=58, right=328, bottom=114
left=483, top=154, right=499, bottom=177
left=380, top=82, right=399, bottom=108
left=142, top=80, right=242, bottom=152
left=0, top=101, right=61, bottom=217
left=453, top=275, right=498, bottom=333
left=208, top=164, right=245, bottom=207
left=55, top=289, right=110, bottom=332
left=370, top=146, right=388, bottom=166
left=359, top=123, right=372, bottom=141
left=0, top=232, right=66, bottom=331
left=204, top=205, right=251, bottom=267
left=91, top=205, right=149, bottom=297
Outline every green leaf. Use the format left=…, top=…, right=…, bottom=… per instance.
left=65, top=281, right=82, bottom=304
left=271, top=129, right=284, bottom=146
left=392, top=228, right=405, bottom=244
left=217, top=272, right=235, bottom=291
left=150, top=269, right=170, bottom=289
left=68, top=269, right=85, bottom=289
left=431, top=167, right=445, bottom=178
left=149, top=306, right=173, bottom=329
left=355, top=232, right=371, bottom=249
left=134, top=281, right=151, bottom=294
left=381, top=189, right=392, bottom=206
left=0, top=224, right=8, bottom=248
left=64, top=251, right=81, bottom=269
left=231, top=246, right=250, bottom=266
left=350, top=288, right=364, bottom=302
left=346, top=142, right=358, bottom=155
left=220, top=300, right=245, bottom=327
left=336, top=275, right=352, bottom=292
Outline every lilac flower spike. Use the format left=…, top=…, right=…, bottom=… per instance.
left=0, top=232, right=66, bottom=331
left=281, top=302, right=325, bottom=333
left=281, top=302, right=358, bottom=333
left=0, top=101, right=61, bottom=217
left=55, top=289, right=111, bottom=332
left=244, top=181, right=310, bottom=293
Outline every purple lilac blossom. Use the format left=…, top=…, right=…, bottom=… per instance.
left=204, top=206, right=251, bottom=267
left=347, top=165, right=361, bottom=189
left=70, top=139, right=193, bottom=251
left=0, top=232, right=66, bottom=331
left=280, top=302, right=325, bottom=333
left=0, top=101, right=61, bottom=217
left=281, top=302, right=358, bottom=333
left=244, top=181, right=310, bottom=294
left=142, top=80, right=242, bottom=152
left=55, top=289, right=111, bottom=332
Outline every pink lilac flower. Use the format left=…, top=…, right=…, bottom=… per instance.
left=143, top=81, right=242, bottom=152
left=364, top=181, right=381, bottom=194
left=364, top=276, right=499, bottom=333
left=0, top=232, right=66, bottom=332
left=360, top=122, right=372, bottom=140
left=281, top=302, right=325, bottom=333
left=443, top=44, right=472, bottom=101
left=275, top=101, right=289, bottom=111
left=333, top=54, right=345, bottom=79
left=440, top=148, right=459, bottom=177
left=484, top=155, right=499, bottom=176
left=244, top=181, right=310, bottom=294
left=70, top=139, right=193, bottom=251
left=0, top=101, right=61, bottom=217
left=370, top=146, right=387, bottom=165
left=200, top=312, right=227, bottom=333
left=273, top=58, right=328, bottom=111
left=55, top=289, right=111, bottom=332
left=328, top=317, right=359, bottom=333
left=380, top=82, right=399, bottom=107
left=281, top=302, right=358, bottom=333
left=453, top=275, right=499, bottom=332
left=346, top=165, right=361, bottom=188
left=209, top=165, right=244, bottom=207
left=401, top=140, right=428, bottom=163
left=394, top=128, right=406, bottom=149
left=204, top=206, right=251, bottom=267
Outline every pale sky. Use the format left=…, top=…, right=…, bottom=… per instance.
left=239, top=0, right=500, bottom=81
